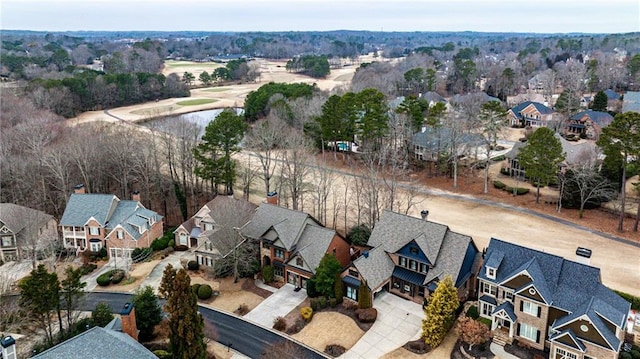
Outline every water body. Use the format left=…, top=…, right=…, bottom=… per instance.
left=143, top=108, right=243, bottom=137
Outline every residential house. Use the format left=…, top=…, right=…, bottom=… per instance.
left=504, top=134, right=595, bottom=180
left=604, top=89, right=621, bottom=112
left=528, top=74, right=545, bottom=92
left=412, top=127, right=485, bottom=162
left=478, top=238, right=630, bottom=359
left=241, top=203, right=350, bottom=289
left=421, top=91, right=447, bottom=106
left=33, top=303, right=155, bottom=359
left=59, top=185, right=163, bottom=259
left=507, top=101, right=554, bottom=127
left=0, top=203, right=57, bottom=263
left=341, top=210, right=479, bottom=305
left=173, top=196, right=257, bottom=267
left=622, top=91, right=640, bottom=113
left=567, top=110, right=613, bottom=140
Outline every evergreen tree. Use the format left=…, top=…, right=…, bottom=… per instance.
left=19, top=264, right=61, bottom=346
left=132, top=285, right=163, bottom=341
left=159, top=264, right=207, bottom=359
left=592, top=90, right=608, bottom=112
left=517, top=127, right=565, bottom=203
left=60, top=266, right=86, bottom=333
left=422, top=276, right=459, bottom=348
left=334, top=273, right=344, bottom=303
left=91, top=302, right=114, bottom=327
left=358, top=281, right=372, bottom=309
left=314, top=254, right=342, bottom=298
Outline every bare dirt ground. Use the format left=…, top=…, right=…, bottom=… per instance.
left=292, top=312, right=364, bottom=353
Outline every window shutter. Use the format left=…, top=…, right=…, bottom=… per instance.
left=520, top=301, right=524, bottom=312
left=537, top=306, right=541, bottom=318
left=517, top=323, right=521, bottom=336
left=536, top=330, right=540, bottom=343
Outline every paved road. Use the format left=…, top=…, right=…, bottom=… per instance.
left=81, top=292, right=328, bottom=359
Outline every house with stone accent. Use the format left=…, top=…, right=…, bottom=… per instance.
left=0, top=203, right=58, bottom=263
left=341, top=210, right=479, bottom=305
left=59, top=185, right=163, bottom=259
left=566, top=110, right=613, bottom=140
left=507, top=101, right=554, bottom=127
left=478, top=238, right=629, bottom=359
left=174, top=196, right=257, bottom=267
left=241, top=202, right=350, bottom=289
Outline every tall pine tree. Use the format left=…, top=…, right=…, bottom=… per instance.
left=422, top=276, right=459, bottom=348
left=159, top=264, right=207, bottom=359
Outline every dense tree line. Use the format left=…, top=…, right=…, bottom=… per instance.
left=285, top=55, right=330, bottom=78
left=243, top=82, right=317, bottom=122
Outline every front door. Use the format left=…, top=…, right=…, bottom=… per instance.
left=288, top=272, right=298, bottom=286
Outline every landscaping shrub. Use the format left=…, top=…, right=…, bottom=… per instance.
left=324, top=344, right=346, bottom=357
left=306, top=277, right=318, bottom=298
left=110, top=269, right=125, bottom=284
left=329, top=298, right=337, bottom=308
left=187, top=260, right=199, bottom=271
left=614, top=290, right=640, bottom=310
left=272, top=316, right=286, bottom=331
left=318, top=296, right=327, bottom=309
left=491, top=155, right=506, bottom=162
left=620, top=353, right=632, bottom=359
left=262, top=265, right=274, bottom=283
left=197, top=284, right=213, bottom=300
left=98, top=247, right=108, bottom=259
left=96, top=271, right=112, bottom=286
left=505, top=186, right=530, bottom=195
left=300, top=307, right=313, bottom=322
left=151, top=231, right=174, bottom=251
left=346, top=224, right=371, bottom=246
left=191, top=284, right=201, bottom=296
left=500, top=167, right=510, bottom=175
left=235, top=304, right=249, bottom=315
left=629, top=350, right=640, bottom=359
left=492, top=180, right=506, bottom=190
left=168, top=239, right=175, bottom=247
left=466, top=305, right=479, bottom=319
left=78, top=263, right=97, bottom=276
left=478, top=317, right=492, bottom=327
left=153, top=350, right=172, bottom=359
left=356, top=308, right=377, bottom=323
left=310, top=298, right=318, bottom=311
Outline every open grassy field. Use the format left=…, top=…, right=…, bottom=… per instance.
left=177, top=98, right=218, bottom=106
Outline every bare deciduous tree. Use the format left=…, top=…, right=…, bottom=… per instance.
left=245, top=116, right=287, bottom=195
left=280, top=130, right=313, bottom=211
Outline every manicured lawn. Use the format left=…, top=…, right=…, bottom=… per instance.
left=176, top=99, right=218, bottom=106
left=204, top=88, right=230, bottom=92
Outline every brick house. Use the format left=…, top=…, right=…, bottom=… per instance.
left=566, top=110, right=613, bottom=140
left=59, top=185, right=163, bottom=259
left=342, top=210, right=480, bottom=305
left=478, top=238, right=630, bottom=359
left=507, top=101, right=554, bottom=127
left=241, top=203, right=350, bottom=289
left=173, top=196, right=257, bottom=267
left=0, top=203, right=58, bottom=263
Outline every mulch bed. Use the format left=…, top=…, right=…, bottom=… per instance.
left=450, top=338, right=495, bottom=359
left=504, top=340, right=548, bottom=359
left=280, top=299, right=375, bottom=335
left=403, top=339, right=431, bottom=354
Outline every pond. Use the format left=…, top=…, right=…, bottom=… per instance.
left=143, top=108, right=243, bottom=137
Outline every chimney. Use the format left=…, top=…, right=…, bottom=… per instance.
left=120, top=303, right=139, bottom=341
left=74, top=184, right=86, bottom=194
left=266, top=191, right=279, bottom=205
left=0, top=335, right=16, bottom=359
left=131, top=190, right=141, bottom=202
left=575, top=247, right=592, bottom=266
left=420, top=210, right=429, bottom=220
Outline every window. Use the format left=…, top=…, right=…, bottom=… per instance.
left=410, top=260, right=417, bottom=271
left=522, top=301, right=540, bottom=317
left=90, top=241, right=102, bottom=252
left=346, top=286, right=357, bottom=301
left=274, top=266, right=284, bottom=277
left=296, top=257, right=303, bottom=266
left=89, top=227, right=100, bottom=235
left=504, top=291, right=514, bottom=301
left=274, top=248, right=285, bottom=259
left=486, top=267, right=496, bottom=279
left=554, top=347, right=577, bottom=359
left=399, top=257, right=407, bottom=267
left=420, top=263, right=427, bottom=273
left=1, top=236, right=13, bottom=247
left=519, top=323, right=539, bottom=342
left=482, top=282, right=497, bottom=296
left=179, top=233, right=187, bottom=245
left=349, top=269, right=358, bottom=277
left=117, top=230, right=124, bottom=239
left=481, top=302, right=495, bottom=316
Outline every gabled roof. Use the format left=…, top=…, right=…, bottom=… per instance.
left=60, top=194, right=118, bottom=227
left=549, top=329, right=586, bottom=352
left=32, top=326, right=156, bottom=359
left=412, top=128, right=485, bottom=151
left=622, top=91, right=640, bottom=113
left=241, top=203, right=319, bottom=251
left=353, top=246, right=394, bottom=290
left=509, top=101, right=553, bottom=120
left=0, top=203, right=53, bottom=234
left=570, top=110, right=613, bottom=128
left=425, top=231, right=477, bottom=288
left=422, top=91, right=446, bottom=104
left=604, top=89, right=620, bottom=100
left=291, top=224, right=337, bottom=274
left=493, top=301, right=517, bottom=322
left=481, top=238, right=630, bottom=348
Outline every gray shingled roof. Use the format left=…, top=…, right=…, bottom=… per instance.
left=570, top=110, right=613, bottom=128
left=480, top=238, right=630, bottom=351
left=622, top=91, right=640, bottom=113
left=241, top=203, right=315, bottom=251
left=292, top=224, right=337, bottom=273
left=353, top=246, right=394, bottom=290
left=32, top=326, right=156, bottom=359
left=0, top=203, right=53, bottom=235
left=424, top=231, right=475, bottom=287
left=59, top=194, right=118, bottom=226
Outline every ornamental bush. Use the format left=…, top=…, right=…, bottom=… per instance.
left=110, top=269, right=125, bottom=284
left=191, top=284, right=201, bottom=296
left=96, top=272, right=111, bottom=286
left=300, top=307, right=313, bottom=322
left=187, top=260, right=199, bottom=271
left=492, top=180, right=506, bottom=189
left=197, top=284, right=213, bottom=300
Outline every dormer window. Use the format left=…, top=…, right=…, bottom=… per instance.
left=486, top=267, right=496, bottom=279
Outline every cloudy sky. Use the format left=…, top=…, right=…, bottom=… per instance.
left=1, top=0, right=639, bottom=33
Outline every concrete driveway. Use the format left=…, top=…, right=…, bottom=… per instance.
left=343, top=292, right=423, bottom=359
left=135, top=251, right=188, bottom=293
left=243, top=283, right=307, bottom=327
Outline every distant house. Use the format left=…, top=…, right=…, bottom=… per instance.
left=567, top=110, right=613, bottom=140
left=0, top=203, right=57, bottom=263
left=507, top=101, right=554, bottom=127
left=241, top=201, right=350, bottom=289
left=59, top=185, right=163, bottom=259
left=528, top=74, right=545, bottom=92
left=342, top=210, right=479, bottom=305
left=421, top=91, right=447, bottom=106
left=622, top=91, right=640, bottom=113
left=478, top=238, right=629, bottom=359
left=173, top=196, right=257, bottom=267
left=412, top=127, right=485, bottom=162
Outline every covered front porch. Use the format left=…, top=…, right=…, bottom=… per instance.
left=389, top=266, right=428, bottom=304
left=491, top=301, right=517, bottom=346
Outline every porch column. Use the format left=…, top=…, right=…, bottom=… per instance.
left=508, top=322, right=514, bottom=338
